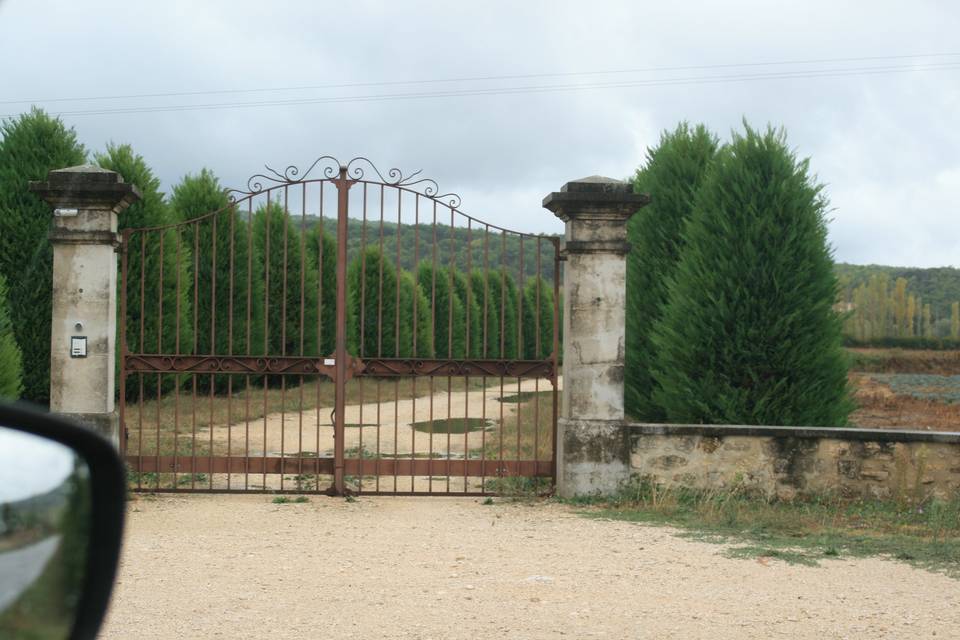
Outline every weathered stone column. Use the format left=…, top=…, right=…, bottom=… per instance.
left=30, top=166, right=140, bottom=446
left=543, top=176, right=649, bottom=496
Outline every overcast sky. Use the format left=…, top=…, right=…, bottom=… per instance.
left=0, top=1, right=958, bottom=267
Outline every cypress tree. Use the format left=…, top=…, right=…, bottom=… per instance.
left=416, top=262, right=465, bottom=359
left=502, top=271, right=520, bottom=359
left=398, top=270, right=433, bottom=358
left=0, top=109, right=86, bottom=403
left=251, top=200, right=318, bottom=362
left=651, top=124, right=852, bottom=427
left=170, top=170, right=265, bottom=392
left=521, top=276, right=556, bottom=360
left=625, top=123, right=718, bottom=421
left=473, top=269, right=518, bottom=359
left=96, top=145, right=193, bottom=362
left=347, top=246, right=398, bottom=358
left=304, top=225, right=337, bottom=357
left=0, top=273, right=23, bottom=399
left=469, top=270, right=500, bottom=358
left=451, top=269, right=482, bottom=358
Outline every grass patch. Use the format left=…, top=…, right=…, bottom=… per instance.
left=482, top=389, right=555, bottom=462
left=496, top=391, right=539, bottom=404
left=568, top=478, right=960, bottom=577
left=272, top=495, right=309, bottom=504
left=410, top=417, right=491, bottom=434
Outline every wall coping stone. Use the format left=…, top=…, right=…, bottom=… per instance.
left=627, top=422, right=960, bottom=445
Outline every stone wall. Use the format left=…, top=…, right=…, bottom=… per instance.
left=629, top=424, right=960, bottom=501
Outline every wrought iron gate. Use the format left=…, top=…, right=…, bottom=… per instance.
left=120, top=157, right=559, bottom=495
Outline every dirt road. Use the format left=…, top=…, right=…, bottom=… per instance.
left=98, top=495, right=957, bottom=639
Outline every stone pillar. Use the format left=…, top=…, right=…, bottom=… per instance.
left=30, top=165, right=140, bottom=445
left=543, top=176, right=649, bottom=496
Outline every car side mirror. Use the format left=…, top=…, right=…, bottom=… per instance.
left=0, top=404, right=126, bottom=640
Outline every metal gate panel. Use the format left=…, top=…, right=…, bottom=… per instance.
left=120, top=157, right=559, bottom=495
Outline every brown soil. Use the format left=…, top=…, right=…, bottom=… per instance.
left=98, top=495, right=959, bottom=640
left=848, top=348, right=960, bottom=375
left=850, top=373, right=960, bottom=432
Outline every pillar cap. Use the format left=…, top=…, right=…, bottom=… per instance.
left=542, top=175, right=649, bottom=221
left=30, top=164, right=141, bottom=211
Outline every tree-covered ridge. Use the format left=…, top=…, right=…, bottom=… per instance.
left=302, top=215, right=560, bottom=284
left=836, top=263, right=960, bottom=319
left=836, top=263, right=960, bottom=340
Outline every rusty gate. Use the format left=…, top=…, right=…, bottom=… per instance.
left=120, top=157, right=560, bottom=495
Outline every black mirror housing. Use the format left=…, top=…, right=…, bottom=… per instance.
left=0, top=403, right=126, bottom=640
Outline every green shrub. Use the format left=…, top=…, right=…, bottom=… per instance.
left=651, top=124, right=852, bottom=426
left=304, top=225, right=337, bottom=357
left=0, top=109, right=86, bottom=404
left=625, top=123, right=718, bottom=421
left=521, top=276, right=556, bottom=360
left=169, top=170, right=265, bottom=393
left=451, top=268, right=482, bottom=358
left=347, top=246, right=399, bottom=358
left=251, top=201, right=317, bottom=360
left=416, top=262, right=465, bottom=358
left=97, top=145, right=193, bottom=397
left=398, top=270, right=432, bottom=357
left=469, top=270, right=500, bottom=358
left=0, top=273, right=23, bottom=399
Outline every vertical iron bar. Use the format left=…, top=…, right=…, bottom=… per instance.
left=138, top=233, right=146, bottom=491
left=447, top=207, right=455, bottom=493
left=228, top=204, right=235, bottom=490
left=209, top=213, right=217, bottom=490
left=299, top=183, right=307, bottom=489
left=173, top=227, right=182, bottom=488
left=534, top=238, right=542, bottom=468
left=246, top=197, right=253, bottom=490
left=517, top=235, right=524, bottom=473
left=316, top=183, right=324, bottom=485
left=376, top=184, right=384, bottom=492
left=481, top=225, right=490, bottom=492
left=358, top=183, right=368, bottom=494
left=394, top=188, right=401, bottom=494
left=333, top=167, right=350, bottom=495
left=118, top=230, right=129, bottom=462
left=156, top=231, right=164, bottom=491
left=191, top=223, right=199, bottom=489
left=552, top=238, right=561, bottom=487
left=411, top=194, right=419, bottom=492
left=429, top=201, right=438, bottom=492
left=280, top=186, right=289, bottom=492
left=263, top=192, right=271, bottom=490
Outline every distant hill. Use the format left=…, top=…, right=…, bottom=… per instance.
left=304, top=215, right=561, bottom=283
left=835, top=263, right=960, bottom=318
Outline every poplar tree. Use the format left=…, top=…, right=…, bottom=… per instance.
left=0, top=109, right=86, bottom=403
left=652, top=124, right=852, bottom=427
left=624, top=123, right=718, bottom=421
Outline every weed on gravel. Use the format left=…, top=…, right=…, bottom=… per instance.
left=565, top=478, right=960, bottom=578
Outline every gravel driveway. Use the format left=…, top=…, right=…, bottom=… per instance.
left=99, top=495, right=958, bottom=639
